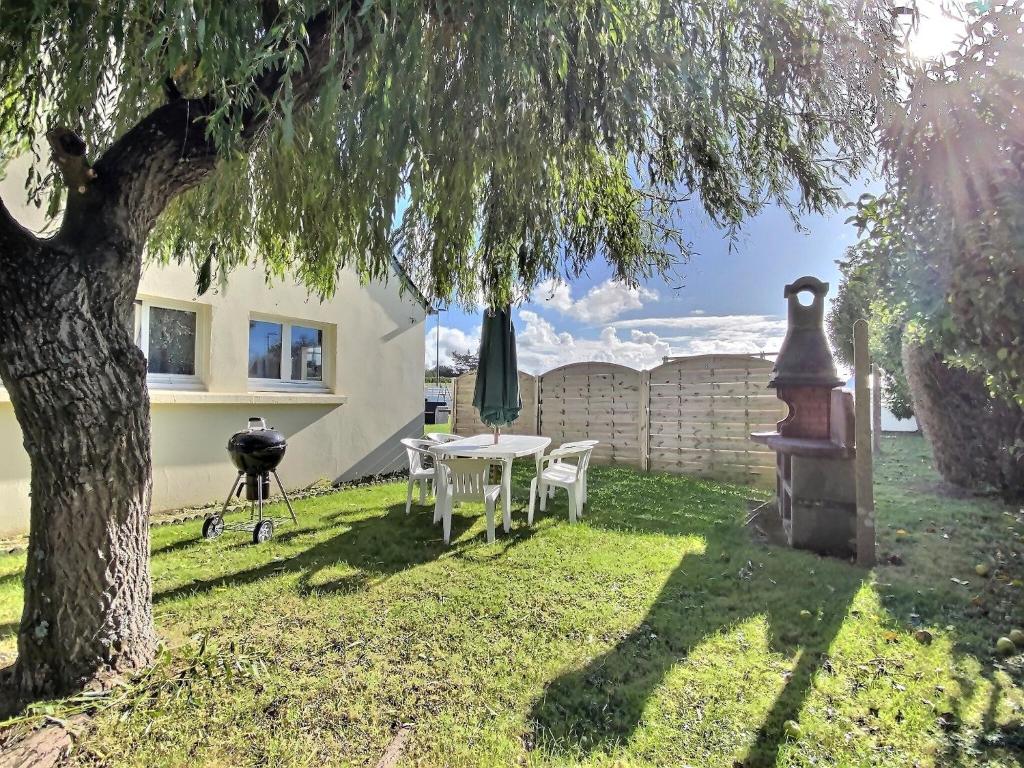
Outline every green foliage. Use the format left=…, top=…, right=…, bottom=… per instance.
left=0, top=1, right=900, bottom=306
left=828, top=240, right=914, bottom=419
left=859, top=2, right=1024, bottom=406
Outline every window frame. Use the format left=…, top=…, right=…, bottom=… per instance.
left=247, top=313, right=331, bottom=393
left=135, top=297, right=206, bottom=391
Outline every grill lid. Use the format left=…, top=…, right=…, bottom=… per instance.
left=227, top=416, right=286, bottom=473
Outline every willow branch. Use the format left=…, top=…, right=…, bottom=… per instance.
left=88, top=2, right=374, bottom=245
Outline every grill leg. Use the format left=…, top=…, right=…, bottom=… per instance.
left=272, top=471, right=298, bottom=524
left=256, top=474, right=265, bottom=521
left=221, top=472, right=243, bottom=515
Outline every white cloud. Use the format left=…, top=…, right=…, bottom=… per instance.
left=427, top=310, right=786, bottom=375
left=610, top=314, right=780, bottom=332
left=531, top=278, right=658, bottom=325
left=425, top=324, right=479, bottom=367
left=640, top=315, right=787, bottom=357
left=515, top=310, right=671, bottom=373
left=513, top=311, right=786, bottom=373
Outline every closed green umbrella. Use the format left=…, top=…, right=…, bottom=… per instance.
left=473, top=307, right=521, bottom=440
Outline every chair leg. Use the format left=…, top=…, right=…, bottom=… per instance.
left=528, top=477, right=538, bottom=525
left=485, top=499, right=496, bottom=543
left=539, top=481, right=548, bottom=512
left=442, top=495, right=452, bottom=544
left=567, top=486, right=578, bottom=524
left=419, top=479, right=427, bottom=505
left=406, top=478, right=414, bottom=515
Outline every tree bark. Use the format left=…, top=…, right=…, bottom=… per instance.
left=0, top=1, right=373, bottom=700
left=0, top=202, right=155, bottom=696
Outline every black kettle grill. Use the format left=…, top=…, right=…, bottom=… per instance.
left=201, top=417, right=297, bottom=544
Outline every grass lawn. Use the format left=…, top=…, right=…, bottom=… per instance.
left=423, top=421, right=452, bottom=435
left=1, top=434, right=1022, bottom=766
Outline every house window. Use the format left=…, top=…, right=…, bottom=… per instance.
left=134, top=299, right=204, bottom=390
left=248, top=317, right=328, bottom=391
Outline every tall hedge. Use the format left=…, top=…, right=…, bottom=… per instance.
left=902, top=341, right=1024, bottom=498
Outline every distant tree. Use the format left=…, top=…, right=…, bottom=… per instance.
left=0, top=0, right=900, bottom=698
left=828, top=240, right=914, bottom=420
left=449, top=350, right=480, bottom=376
left=426, top=363, right=460, bottom=380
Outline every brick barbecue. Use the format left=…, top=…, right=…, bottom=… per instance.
left=752, top=277, right=858, bottom=558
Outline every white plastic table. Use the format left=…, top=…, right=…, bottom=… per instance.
left=430, top=433, right=552, bottom=533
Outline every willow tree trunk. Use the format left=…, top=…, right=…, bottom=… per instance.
left=0, top=212, right=155, bottom=696
left=0, top=4, right=366, bottom=700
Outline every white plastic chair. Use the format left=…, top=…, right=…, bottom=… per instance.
left=400, top=438, right=436, bottom=515
left=435, top=457, right=505, bottom=544
left=549, top=440, right=599, bottom=505
left=528, top=444, right=595, bottom=525
left=425, top=432, right=464, bottom=444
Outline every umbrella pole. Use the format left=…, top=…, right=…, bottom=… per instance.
left=493, top=426, right=500, bottom=444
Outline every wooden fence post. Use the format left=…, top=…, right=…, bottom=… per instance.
left=451, top=376, right=458, bottom=433
left=533, top=373, right=541, bottom=436
left=854, top=320, right=876, bottom=567
left=639, top=369, right=651, bottom=471
left=871, top=364, right=883, bottom=455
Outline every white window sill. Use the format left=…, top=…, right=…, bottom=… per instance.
left=149, top=391, right=347, bottom=406
left=247, top=378, right=330, bottom=394
left=0, top=388, right=345, bottom=406
left=147, top=375, right=204, bottom=391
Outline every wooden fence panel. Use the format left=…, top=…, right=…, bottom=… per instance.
left=451, top=371, right=538, bottom=436
left=646, top=355, right=784, bottom=487
left=538, top=362, right=643, bottom=467
left=449, top=354, right=783, bottom=486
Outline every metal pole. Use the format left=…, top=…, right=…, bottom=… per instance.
left=854, top=320, right=876, bottom=567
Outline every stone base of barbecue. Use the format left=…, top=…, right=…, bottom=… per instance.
left=781, top=454, right=857, bottom=558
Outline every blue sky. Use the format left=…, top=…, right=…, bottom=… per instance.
left=426, top=185, right=873, bottom=374
left=426, top=1, right=962, bottom=375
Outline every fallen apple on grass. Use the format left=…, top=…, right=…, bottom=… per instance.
left=783, top=720, right=803, bottom=739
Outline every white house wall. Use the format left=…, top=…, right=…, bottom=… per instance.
left=0, top=162, right=426, bottom=536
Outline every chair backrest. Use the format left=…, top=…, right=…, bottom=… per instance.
left=546, top=445, right=595, bottom=478
left=400, top=438, right=435, bottom=473
left=437, top=458, right=497, bottom=501
left=559, top=440, right=599, bottom=450
left=426, top=433, right=463, bottom=444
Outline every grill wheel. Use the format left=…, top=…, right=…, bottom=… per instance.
left=252, top=519, right=274, bottom=544
left=202, top=515, right=225, bottom=539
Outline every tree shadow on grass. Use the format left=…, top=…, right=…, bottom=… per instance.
left=151, top=535, right=209, bottom=557
left=154, top=502, right=534, bottom=604
left=528, top=468, right=865, bottom=766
